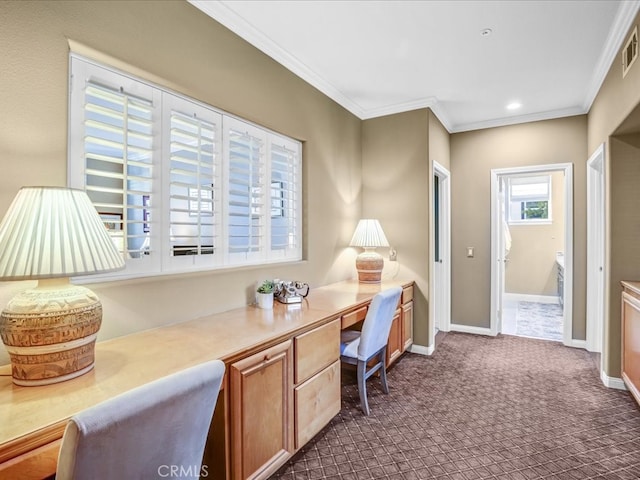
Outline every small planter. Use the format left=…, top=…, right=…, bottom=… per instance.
left=256, top=292, right=274, bottom=309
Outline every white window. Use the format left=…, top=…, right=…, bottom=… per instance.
left=506, top=175, right=551, bottom=224
left=69, top=55, right=302, bottom=280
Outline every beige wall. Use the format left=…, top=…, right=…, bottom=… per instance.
left=506, top=170, right=565, bottom=296
left=429, top=110, right=451, bottom=171
left=605, top=135, right=640, bottom=377
left=361, top=109, right=431, bottom=347
left=587, top=13, right=640, bottom=378
left=0, top=1, right=363, bottom=365
left=450, top=116, right=587, bottom=337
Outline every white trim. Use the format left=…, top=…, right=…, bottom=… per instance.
left=491, top=163, right=574, bottom=346
left=430, top=162, right=451, bottom=345
left=586, top=143, right=606, bottom=354
left=504, top=293, right=559, bottom=305
left=601, top=371, right=627, bottom=390
left=583, top=0, right=640, bottom=111
left=188, top=0, right=367, bottom=119
left=450, top=324, right=495, bottom=336
left=408, top=344, right=434, bottom=356
left=190, top=1, right=640, bottom=134
left=448, top=106, right=585, bottom=134
left=566, top=339, right=587, bottom=349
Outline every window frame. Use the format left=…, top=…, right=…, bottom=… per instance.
left=68, top=54, right=303, bottom=282
left=506, top=174, right=552, bottom=225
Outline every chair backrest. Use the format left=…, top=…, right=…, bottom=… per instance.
left=358, top=286, right=403, bottom=361
left=56, top=359, right=226, bottom=480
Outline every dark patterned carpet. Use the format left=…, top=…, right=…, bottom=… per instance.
left=271, top=332, right=640, bottom=479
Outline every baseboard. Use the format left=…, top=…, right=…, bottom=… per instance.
left=408, top=343, right=434, bottom=355
left=504, top=293, right=559, bottom=304
left=601, top=370, right=627, bottom=390
left=566, top=339, right=587, bottom=349
left=450, top=324, right=495, bottom=336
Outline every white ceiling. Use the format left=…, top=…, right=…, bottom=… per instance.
left=191, top=0, right=640, bottom=133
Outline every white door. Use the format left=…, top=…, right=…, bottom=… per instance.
left=432, top=162, right=451, bottom=336
left=587, top=144, right=606, bottom=353
left=491, top=163, right=574, bottom=344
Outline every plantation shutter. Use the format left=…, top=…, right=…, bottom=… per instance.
left=69, top=57, right=161, bottom=277
left=69, top=55, right=303, bottom=280
left=224, top=119, right=267, bottom=264
left=164, top=95, right=222, bottom=270
left=269, top=137, right=301, bottom=260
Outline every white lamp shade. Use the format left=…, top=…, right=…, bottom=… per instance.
left=349, top=219, right=390, bottom=248
left=0, top=187, right=126, bottom=280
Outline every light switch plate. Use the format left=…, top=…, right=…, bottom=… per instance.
left=467, top=247, right=474, bottom=258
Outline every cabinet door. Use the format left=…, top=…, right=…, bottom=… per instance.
left=295, top=319, right=340, bottom=383
left=622, top=291, right=640, bottom=406
left=402, top=300, right=414, bottom=352
left=386, top=308, right=403, bottom=366
left=295, top=360, right=341, bottom=448
left=230, top=340, right=293, bottom=480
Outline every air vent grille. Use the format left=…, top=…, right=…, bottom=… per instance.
left=623, top=26, right=638, bottom=78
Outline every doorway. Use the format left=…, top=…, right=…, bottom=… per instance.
left=586, top=144, right=606, bottom=355
left=490, top=163, right=573, bottom=345
left=431, top=162, right=451, bottom=341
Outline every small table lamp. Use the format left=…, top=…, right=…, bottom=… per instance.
left=349, top=219, right=390, bottom=283
left=0, top=187, right=125, bottom=386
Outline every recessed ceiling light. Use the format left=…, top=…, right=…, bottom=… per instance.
left=480, top=28, right=492, bottom=37
left=506, top=102, right=522, bottom=110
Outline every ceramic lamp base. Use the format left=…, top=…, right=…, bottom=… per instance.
left=355, top=248, right=384, bottom=283
left=0, top=278, right=102, bottom=386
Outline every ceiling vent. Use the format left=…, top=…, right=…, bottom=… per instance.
left=622, top=26, right=638, bottom=78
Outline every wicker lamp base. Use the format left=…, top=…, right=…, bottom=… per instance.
left=355, top=248, right=384, bottom=283
left=0, top=278, right=102, bottom=386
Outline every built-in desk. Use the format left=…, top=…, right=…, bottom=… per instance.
left=0, top=278, right=414, bottom=480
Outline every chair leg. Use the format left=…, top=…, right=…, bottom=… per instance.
left=379, top=349, right=389, bottom=394
left=357, top=360, right=370, bottom=416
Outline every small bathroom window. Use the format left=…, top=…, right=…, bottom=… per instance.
left=506, top=174, right=552, bottom=225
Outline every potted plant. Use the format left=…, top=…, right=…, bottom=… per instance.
left=256, top=280, right=275, bottom=309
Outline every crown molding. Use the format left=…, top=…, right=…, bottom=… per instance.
left=449, top=105, right=587, bottom=133
left=188, top=0, right=367, bottom=118
left=582, top=0, right=640, bottom=111
left=190, top=0, right=635, bottom=133
left=359, top=96, right=437, bottom=119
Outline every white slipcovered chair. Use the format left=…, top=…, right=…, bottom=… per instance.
left=56, top=359, right=225, bottom=480
left=340, top=286, right=403, bottom=415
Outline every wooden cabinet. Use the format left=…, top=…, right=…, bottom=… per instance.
left=294, top=319, right=341, bottom=449
left=386, top=308, right=403, bottom=366
left=228, top=319, right=341, bottom=480
left=621, top=282, right=640, bottom=406
left=230, top=340, right=294, bottom=480
left=0, top=278, right=414, bottom=480
left=402, top=300, right=414, bottom=351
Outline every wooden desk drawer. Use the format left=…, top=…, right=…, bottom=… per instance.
left=402, top=285, right=414, bottom=304
left=294, top=360, right=341, bottom=449
left=341, top=306, right=367, bottom=330
left=294, top=319, right=340, bottom=384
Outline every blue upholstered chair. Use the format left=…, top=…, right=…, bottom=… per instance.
left=56, top=359, right=226, bottom=480
left=340, top=286, right=403, bottom=415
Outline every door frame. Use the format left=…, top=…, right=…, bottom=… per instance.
left=490, top=163, right=574, bottom=346
left=586, top=143, right=606, bottom=354
left=430, top=161, right=451, bottom=339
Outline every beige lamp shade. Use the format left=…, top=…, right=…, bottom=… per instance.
left=350, top=219, right=389, bottom=283
left=349, top=219, right=390, bottom=248
left=0, top=187, right=125, bottom=386
left=0, top=187, right=124, bottom=279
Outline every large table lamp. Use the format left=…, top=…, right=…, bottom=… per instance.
left=0, top=187, right=125, bottom=386
left=349, top=219, right=390, bottom=283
